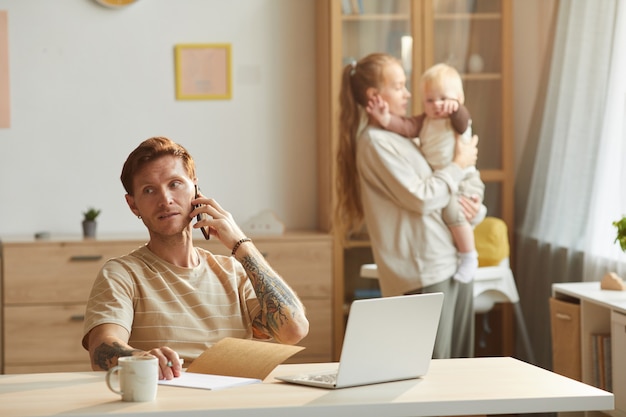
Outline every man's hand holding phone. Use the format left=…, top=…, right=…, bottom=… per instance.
left=193, top=185, right=211, bottom=240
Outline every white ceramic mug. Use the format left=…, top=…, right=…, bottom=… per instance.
left=106, top=356, right=158, bottom=402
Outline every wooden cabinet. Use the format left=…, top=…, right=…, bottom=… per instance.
left=0, top=232, right=332, bottom=373
left=552, top=282, right=626, bottom=417
left=315, top=0, right=514, bottom=356
left=1, top=238, right=144, bottom=374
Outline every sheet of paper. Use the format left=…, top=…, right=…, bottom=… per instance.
left=186, top=337, right=305, bottom=380
left=159, top=372, right=261, bottom=390
left=158, top=371, right=260, bottom=391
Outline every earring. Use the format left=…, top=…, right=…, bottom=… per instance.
left=137, top=215, right=142, bottom=219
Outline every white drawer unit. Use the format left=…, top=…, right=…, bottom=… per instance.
left=552, top=282, right=626, bottom=417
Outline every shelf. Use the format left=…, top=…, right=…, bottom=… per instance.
left=462, top=73, right=502, bottom=81
left=479, top=170, right=508, bottom=182
left=434, top=12, right=501, bottom=20
left=342, top=13, right=409, bottom=21
left=343, top=239, right=371, bottom=249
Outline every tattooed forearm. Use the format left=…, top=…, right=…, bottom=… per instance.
left=93, top=342, right=142, bottom=370
left=240, top=254, right=302, bottom=336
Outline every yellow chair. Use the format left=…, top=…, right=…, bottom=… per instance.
left=473, top=217, right=517, bottom=313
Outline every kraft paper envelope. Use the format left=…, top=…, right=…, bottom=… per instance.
left=186, top=337, right=305, bottom=380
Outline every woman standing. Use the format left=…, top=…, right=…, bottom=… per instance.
left=335, top=53, right=483, bottom=358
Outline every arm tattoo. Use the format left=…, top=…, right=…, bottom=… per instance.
left=240, top=254, right=300, bottom=337
left=93, top=342, right=141, bottom=370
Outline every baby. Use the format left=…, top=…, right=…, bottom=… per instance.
left=367, top=63, right=484, bottom=283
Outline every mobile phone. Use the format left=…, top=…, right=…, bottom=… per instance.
left=194, top=185, right=210, bottom=240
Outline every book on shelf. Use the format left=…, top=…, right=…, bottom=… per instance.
left=347, top=0, right=363, bottom=14
left=591, top=333, right=612, bottom=391
left=602, top=334, right=613, bottom=392
left=341, top=0, right=352, bottom=14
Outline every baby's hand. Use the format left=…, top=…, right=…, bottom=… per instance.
left=366, top=95, right=391, bottom=127
left=441, top=98, right=460, bottom=116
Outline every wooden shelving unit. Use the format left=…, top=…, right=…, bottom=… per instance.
left=316, top=0, right=515, bottom=358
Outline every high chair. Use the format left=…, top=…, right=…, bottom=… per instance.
left=360, top=217, right=536, bottom=363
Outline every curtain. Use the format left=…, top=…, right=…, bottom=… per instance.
left=515, top=0, right=626, bottom=369
left=581, top=0, right=626, bottom=281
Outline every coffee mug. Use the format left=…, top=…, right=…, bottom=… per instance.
left=106, top=356, right=158, bottom=402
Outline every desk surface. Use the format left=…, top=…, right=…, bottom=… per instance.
left=0, top=357, right=613, bottom=417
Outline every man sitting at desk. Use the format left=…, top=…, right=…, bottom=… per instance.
left=81, top=137, right=309, bottom=380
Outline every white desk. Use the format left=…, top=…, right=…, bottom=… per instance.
left=0, top=357, right=613, bottom=417
left=552, top=282, right=626, bottom=417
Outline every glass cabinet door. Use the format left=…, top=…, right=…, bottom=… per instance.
left=341, top=0, right=416, bottom=111
left=338, top=0, right=513, bottom=222
left=338, top=1, right=418, bottom=308
left=427, top=0, right=511, bottom=221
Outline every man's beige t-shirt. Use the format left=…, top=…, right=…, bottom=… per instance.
left=82, top=245, right=261, bottom=363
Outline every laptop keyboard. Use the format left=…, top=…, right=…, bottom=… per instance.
left=296, top=372, right=337, bottom=385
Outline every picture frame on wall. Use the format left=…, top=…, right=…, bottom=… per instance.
left=174, top=43, right=232, bottom=100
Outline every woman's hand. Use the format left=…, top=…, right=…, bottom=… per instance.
left=453, top=134, right=478, bottom=169
left=459, top=194, right=482, bottom=224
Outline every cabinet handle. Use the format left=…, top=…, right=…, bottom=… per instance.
left=70, top=255, right=103, bottom=262
left=70, top=314, right=85, bottom=322
left=555, top=313, right=571, bottom=321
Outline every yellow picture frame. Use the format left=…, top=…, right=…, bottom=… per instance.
left=174, top=43, right=232, bottom=100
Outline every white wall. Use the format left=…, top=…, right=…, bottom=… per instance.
left=0, top=0, right=316, bottom=237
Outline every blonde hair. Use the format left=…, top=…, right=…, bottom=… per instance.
left=335, top=53, right=401, bottom=238
left=420, top=63, right=465, bottom=104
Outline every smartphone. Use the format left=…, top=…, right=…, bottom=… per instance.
left=194, top=185, right=210, bottom=240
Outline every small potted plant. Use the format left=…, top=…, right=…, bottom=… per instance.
left=602, top=216, right=626, bottom=290
left=82, top=207, right=101, bottom=239
left=613, top=215, right=626, bottom=252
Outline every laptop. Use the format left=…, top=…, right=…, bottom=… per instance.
left=276, top=292, right=444, bottom=389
